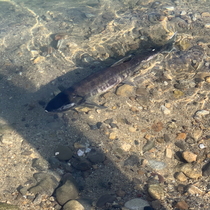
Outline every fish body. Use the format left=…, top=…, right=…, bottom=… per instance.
left=45, top=39, right=175, bottom=113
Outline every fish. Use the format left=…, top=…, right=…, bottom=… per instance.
left=45, top=36, right=176, bottom=113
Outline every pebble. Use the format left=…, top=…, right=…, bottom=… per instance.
left=116, top=84, right=134, bottom=96
left=151, top=122, right=163, bottom=132
left=162, top=5, right=174, bottom=11
left=182, top=151, right=197, bottom=162
left=148, top=184, right=165, bottom=200
left=165, top=148, right=173, bottom=158
left=128, top=126, right=137, bottom=132
left=1, top=134, right=14, bottom=144
left=173, top=90, right=184, bottom=98
left=87, top=149, right=105, bottom=164
left=143, top=141, right=155, bottom=153
left=109, top=132, right=117, bottom=140
left=192, top=129, right=202, bottom=141
left=175, top=200, right=189, bottom=210
left=63, top=200, right=84, bottom=210
left=194, top=110, right=209, bottom=121
left=199, top=143, right=206, bottom=149
left=202, top=161, right=210, bottom=176
left=77, top=149, right=85, bottom=157
left=55, top=145, right=73, bottom=161
left=176, top=133, right=187, bottom=140
left=29, top=172, right=59, bottom=196
left=187, top=184, right=204, bottom=195
left=178, top=163, right=202, bottom=179
left=33, top=56, right=45, bottom=64
left=201, top=12, right=210, bottom=17
left=121, top=143, right=131, bottom=152
left=71, top=157, right=92, bottom=171
left=160, top=105, right=170, bottom=115
left=49, top=156, right=62, bottom=169
left=164, top=134, right=170, bottom=143
left=205, top=76, right=210, bottom=83
left=124, top=198, right=150, bottom=210
left=32, top=158, right=49, bottom=171
left=180, top=11, right=187, bottom=16
left=96, top=194, right=115, bottom=207
left=148, top=160, right=167, bottom=170
left=175, top=141, right=186, bottom=150
left=124, top=155, right=139, bottom=166
left=55, top=179, right=79, bottom=205
left=175, top=172, right=188, bottom=182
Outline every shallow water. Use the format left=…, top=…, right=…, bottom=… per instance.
left=1, top=0, right=210, bottom=209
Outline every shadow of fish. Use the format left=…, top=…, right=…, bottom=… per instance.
left=45, top=36, right=176, bottom=113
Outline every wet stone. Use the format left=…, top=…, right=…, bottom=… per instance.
left=55, top=145, right=73, bottom=161
left=192, top=129, right=202, bottom=141
left=55, top=179, right=79, bottom=205
left=187, top=184, right=204, bottom=195
left=176, top=133, right=187, bottom=140
left=175, top=200, right=189, bottom=210
left=96, top=194, right=115, bottom=208
left=148, top=160, right=166, bottom=170
left=202, top=161, right=210, bottom=176
left=182, top=151, right=197, bottom=163
left=163, top=134, right=170, bottom=143
left=175, top=141, right=187, bottom=150
left=143, top=141, right=155, bottom=153
left=49, top=156, right=62, bottom=169
left=124, top=155, right=139, bottom=166
left=29, top=172, right=59, bottom=196
left=151, top=122, right=163, bottom=132
left=32, top=158, right=49, bottom=171
left=175, top=172, right=188, bottom=182
left=148, top=184, right=165, bottom=200
left=178, top=163, right=202, bottom=179
left=63, top=200, right=84, bottom=210
left=87, top=149, right=105, bottom=164
left=104, top=118, right=113, bottom=124
left=124, top=198, right=150, bottom=210
left=71, top=157, right=92, bottom=171
left=165, top=148, right=173, bottom=158
left=76, top=198, right=92, bottom=210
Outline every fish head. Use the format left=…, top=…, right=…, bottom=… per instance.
left=45, top=88, right=84, bottom=113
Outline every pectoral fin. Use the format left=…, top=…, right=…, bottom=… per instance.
left=121, top=78, right=136, bottom=86
left=111, top=54, right=133, bottom=67
left=82, top=101, right=107, bottom=109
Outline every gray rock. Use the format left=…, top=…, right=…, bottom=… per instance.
left=148, top=184, right=165, bottom=200
left=124, top=155, right=139, bottom=166
left=0, top=202, right=20, bottom=210
left=175, top=141, right=186, bottom=150
left=202, top=161, right=210, bottom=176
left=148, top=160, right=166, bottom=170
left=29, top=172, right=59, bottom=196
left=76, top=198, right=92, bottom=210
left=96, top=194, right=115, bottom=207
left=87, top=149, right=105, bottom=164
left=49, top=156, right=62, bottom=169
left=124, top=198, right=150, bottom=210
left=55, top=145, right=73, bottom=161
left=63, top=200, right=84, bottom=210
left=63, top=198, right=92, bottom=210
left=56, top=179, right=79, bottom=205
left=32, top=158, right=49, bottom=171
left=71, top=157, right=92, bottom=171
left=143, top=141, right=155, bottom=153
